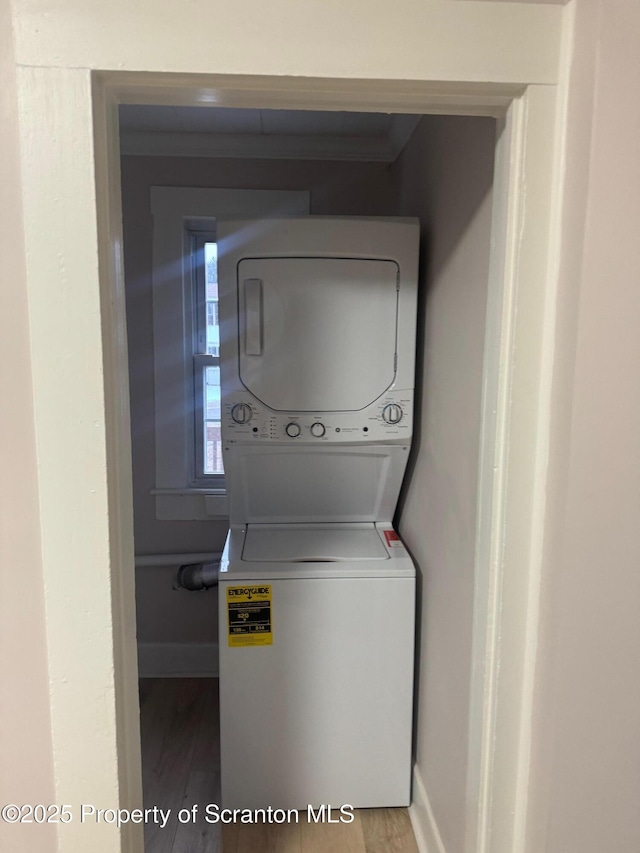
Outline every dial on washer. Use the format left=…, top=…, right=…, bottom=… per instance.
left=231, top=403, right=253, bottom=424
left=382, top=403, right=403, bottom=424
left=285, top=422, right=301, bottom=438
left=310, top=422, right=326, bottom=438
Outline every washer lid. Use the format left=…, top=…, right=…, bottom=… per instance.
left=242, top=523, right=389, bottom=562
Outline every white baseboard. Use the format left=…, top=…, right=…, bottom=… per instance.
left=409, top=764, right=446, bottom=853
left=137, top=642, right=219, bottom=677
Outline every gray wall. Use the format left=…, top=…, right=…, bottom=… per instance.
left=393, top=115, right=496, bottom=853
left=121, top=155, right=396, bottom=643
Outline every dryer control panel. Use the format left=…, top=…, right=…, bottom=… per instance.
left=222, top=391, right=413, bottom=445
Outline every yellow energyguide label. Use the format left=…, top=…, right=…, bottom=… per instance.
left=227, top=585, right=273, bottom=647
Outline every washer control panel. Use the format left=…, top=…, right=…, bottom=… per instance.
left=222, top=392, right=413, bottom=444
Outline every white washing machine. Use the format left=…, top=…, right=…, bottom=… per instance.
left=217, top=217, right=419, bottom=809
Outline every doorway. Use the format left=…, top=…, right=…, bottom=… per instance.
left=67, top=67, right=564, bottom=853
left=120, top=103, right=496, bottom=852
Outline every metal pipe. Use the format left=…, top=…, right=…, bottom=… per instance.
left=175, top=561, right=219, bottom=591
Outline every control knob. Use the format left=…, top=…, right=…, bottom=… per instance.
left=231, top=403, right=252, bottom=424
left=285, top=422, right=301, bottom=438
left=382, top=403, right=403, bottom=425
left=310, top=422, right=326, bottom=438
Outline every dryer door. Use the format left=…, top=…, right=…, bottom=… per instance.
left=237, top=257, right=398, bottom=412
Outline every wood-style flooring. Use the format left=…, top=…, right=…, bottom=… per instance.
left=140, top=678, right=419, bottom=853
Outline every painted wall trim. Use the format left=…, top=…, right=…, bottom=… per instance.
left=93, top=77, right=145, bottom=853
left=464, top=46, right=576, bottom=849
left=13, top=1, right=563, bottom=85
left=107, top=73, right=522, bottom=117
left=409, top=765, right=447, bottom=853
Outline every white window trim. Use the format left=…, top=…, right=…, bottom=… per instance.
left=151, top=186, right=310, bottom=520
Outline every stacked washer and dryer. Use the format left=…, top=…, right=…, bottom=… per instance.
left=216, top=216, right=419, bottom=810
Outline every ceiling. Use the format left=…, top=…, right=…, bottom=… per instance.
left=119, top=105, right=422, bottom=162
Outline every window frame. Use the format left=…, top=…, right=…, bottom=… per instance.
left=150, top=186, right=310, bottom=521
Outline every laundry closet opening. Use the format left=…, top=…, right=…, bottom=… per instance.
left=120, top=105, right=496, bottom=853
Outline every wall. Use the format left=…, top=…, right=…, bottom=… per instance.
left=393, top=116, right=495, bottom=853
left=527, top=2, right=640, bottom=851
left=121, top=154, right=396, bottom=649
left=0, top=5, right=56, bottom=852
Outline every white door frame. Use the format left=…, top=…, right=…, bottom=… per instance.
left=14, top=5, right=572, bottom=850
left=94, top=67, right=568, bottom=853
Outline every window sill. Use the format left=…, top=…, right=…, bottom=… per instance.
left=152, top=489, right=228, bottom=521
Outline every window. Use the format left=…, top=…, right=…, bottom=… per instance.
left=151, top=187, right=309, bottom=520
left=193, top=236, right=222, bottom=479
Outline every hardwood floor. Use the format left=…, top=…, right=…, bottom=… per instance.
left=139, top=678, right=419, bottom=853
